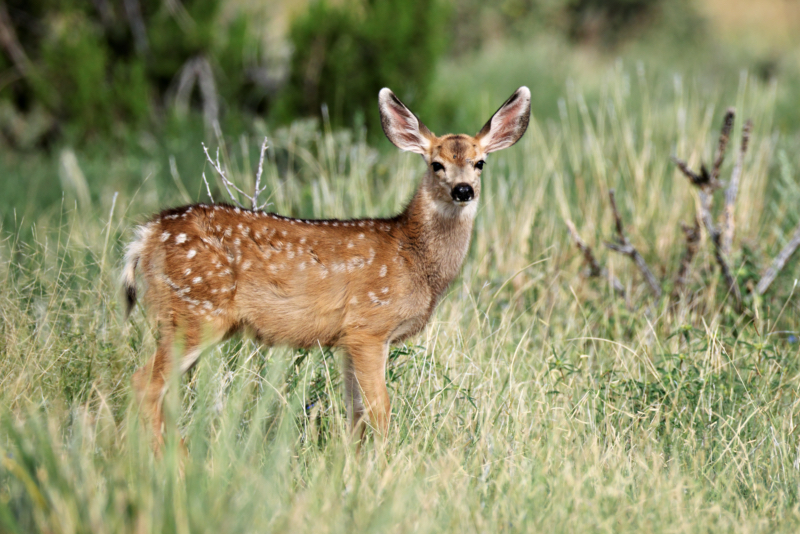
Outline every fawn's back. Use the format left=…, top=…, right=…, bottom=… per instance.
left=126, top=204, right=438, bottom=351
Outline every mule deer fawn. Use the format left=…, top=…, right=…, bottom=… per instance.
left=123, top=87, right=530, bottom=444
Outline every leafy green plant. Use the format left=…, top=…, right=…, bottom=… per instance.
left=272, top=0, right=449, bottom=136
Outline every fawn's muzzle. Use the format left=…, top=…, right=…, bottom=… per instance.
left=451, top=183, right=474, bottom=202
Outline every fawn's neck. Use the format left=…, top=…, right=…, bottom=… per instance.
left=398, top=183, right=477, bottom=296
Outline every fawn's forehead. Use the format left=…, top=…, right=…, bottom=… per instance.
left=431, top=134, right=481, bottom=164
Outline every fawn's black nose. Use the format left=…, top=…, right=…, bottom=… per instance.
left=451, top=183, right=474, bottom=202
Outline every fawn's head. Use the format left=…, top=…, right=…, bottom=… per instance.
left=379, top=87, right=531, bottom=216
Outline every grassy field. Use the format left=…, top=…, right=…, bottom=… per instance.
left=2, top=62, right=800, bottom=532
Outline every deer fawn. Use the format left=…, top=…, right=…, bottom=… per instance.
left=123, top=87, right=530, bottom=445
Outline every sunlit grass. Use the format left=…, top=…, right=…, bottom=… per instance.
left=1, top=65, right=800, bottom=533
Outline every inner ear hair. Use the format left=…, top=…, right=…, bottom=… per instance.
left=476, top=86, right=531, bottom=154
left=378, top=88, right=433, bottom=154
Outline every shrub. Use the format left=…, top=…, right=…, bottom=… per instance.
left=272, top=0, right=449, bottom=136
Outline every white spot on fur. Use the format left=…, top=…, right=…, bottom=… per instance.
left=192, top=276, right=202, bottom=284
left=160, top=231, right=171, bottom=242
left=184, top=268, right=192, bottom=276
left=281, top=230, right=287, bottom=237
left=242, top=260, right=252, bottom=270
left=187, top=249, right=197, bottom=259
left=358, top=233, right=365, bottom=239
left=176, top=233, right=187, bottom=244
left=347, top=241, right=354, bottom=249
left=381, top=287, right=389, bottom=294
left=379, top=264, right=387, bottom=277
left=234, top=207, right=241, bottom=214
left=300, top=237, right=307, bottom=244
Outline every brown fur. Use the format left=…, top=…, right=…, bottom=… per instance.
left=124, top=87, right=531, bottom=447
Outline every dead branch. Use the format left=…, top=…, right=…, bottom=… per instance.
left=603, top=190, right=662, bottom=298
left=672, top=110, right=746, bottom=312
left=174, top=55, right=219, bottom=131
left=674, top=163, right=743, bottom=312
left=756, top=220, right=800, bottom=295
left=711, top=108, right=735, bottom=182
left=0, top=4, right=32, bottom=77
left=565, top=219, right=625, bottom=294
left=202, top=137, right=271, bottom=210
left=672, top=218, right=701, bottom=297
left=702, top=190, right=743, bottom=311
left=721, top=119, right=752, bottom=257
left=252, top=137, right=269, bottom=210
left=123, top=0, right=149, bottom=54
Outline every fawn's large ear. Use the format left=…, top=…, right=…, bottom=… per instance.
left=379, top=88, right=434, bottom=154
left=475, top=87, right=531, bottom=153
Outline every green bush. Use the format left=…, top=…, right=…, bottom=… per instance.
left=0, top=0, right=257, bottom=146
left=272, top=0, right=449, bottom=136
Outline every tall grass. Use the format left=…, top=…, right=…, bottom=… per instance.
left=1, top=65, right=800, bottom=533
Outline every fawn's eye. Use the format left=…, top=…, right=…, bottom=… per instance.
left=431, top=162, right=444, bottom=172
left=475, top=160, right=485, bottom=170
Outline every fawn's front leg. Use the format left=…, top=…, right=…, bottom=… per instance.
left=344, top=336, right=391, bottom=440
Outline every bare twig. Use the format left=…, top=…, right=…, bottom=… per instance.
left=565, top=219, right=625, bottom=294
left=712, top=108, right=735, bottom=182
left=603, top=190, right=662, bottom=298
left=202, top=144, right=247, bottom=208
left=123, top=0, right=149, bottom=54
left=174, top=56, right=218, bottom=131
left=756, top=221, right=800, bottom=295
left=202, top=138, right=271, bottom=210
left=201, top=173, right=215, bottom=203
left=673, top=110, right=746, bottom=312
left=0, top=3, right=31, bottom=76
left=721, top=120, right=752, bottom=257
left=675, top=171, right=743, bottom=311
left=252, top=137, right=269, bottom=210
left=672, top=218, right=701, bottom=297
left=703, top=191, right=743, bottom=312
left=671, top=156, right=702, bottom=185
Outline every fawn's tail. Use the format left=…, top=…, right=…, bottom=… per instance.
left=122, top=224, right=152, bottom=318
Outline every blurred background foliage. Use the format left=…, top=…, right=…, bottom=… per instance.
left=1, top=0, right=798, bottom=149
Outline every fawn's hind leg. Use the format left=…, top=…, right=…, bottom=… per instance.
left=132, top=321, right=213, bottom=449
